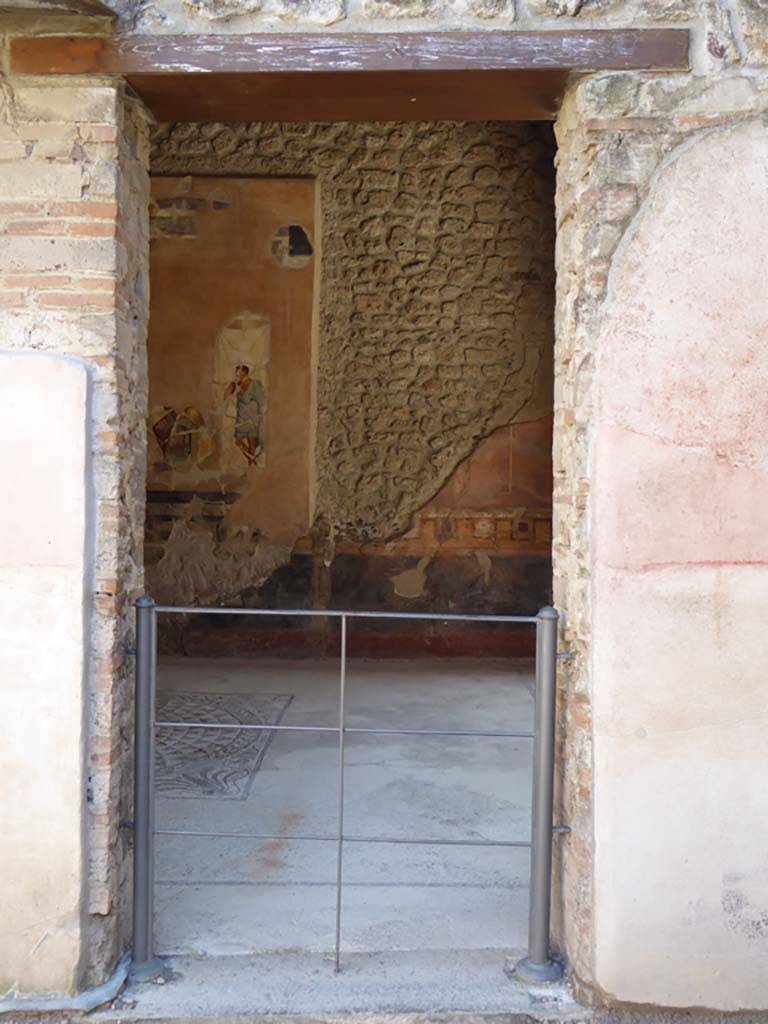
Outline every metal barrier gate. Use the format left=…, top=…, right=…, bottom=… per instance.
left=131, top=598, right=564, bottom=983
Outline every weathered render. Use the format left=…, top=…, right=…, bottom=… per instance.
left=592, top=117, right=768, bottom=1010
left=0, top=353, right=92, bottom=997
left=0, top=78, right=150, bottom=993
left=552, top=69, right=768, bottom=1010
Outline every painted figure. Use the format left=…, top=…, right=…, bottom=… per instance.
left=151, top=407, right=177, bottom=462
left=151, top=404, right=207, bottom=469
left=225, top=364, right=264, bottom=465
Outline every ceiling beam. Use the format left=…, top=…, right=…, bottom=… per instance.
left=11, top=29, right=689, bottom=77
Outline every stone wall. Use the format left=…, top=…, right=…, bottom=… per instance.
left=0, top=76, right=149, bottom=992
left=108, top=0, right=768, bottom=69
left=551, top=63, right=768, bottom=1008
left=152, top=120, right=556, bottom=551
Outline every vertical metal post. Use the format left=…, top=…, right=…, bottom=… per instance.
left=131, top=596, right=163, bottom=979
left=513, top=606, right=563, bottom=983
left=333, top=614, right=347, bottom=974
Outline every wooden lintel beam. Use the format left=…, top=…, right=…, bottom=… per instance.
left=124, top=69, right=570, bottom=122
left=11, top=29, right=689, bottom=77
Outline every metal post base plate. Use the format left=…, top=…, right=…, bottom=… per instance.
left=508, top=955, right=564, bottom=984
left=129, top=957, right=167, bottom=984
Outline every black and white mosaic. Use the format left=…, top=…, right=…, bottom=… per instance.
left=155, top=691, right=293, bottom=800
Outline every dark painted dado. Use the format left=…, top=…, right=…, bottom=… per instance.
left=171, top=550, right=549, bottom=657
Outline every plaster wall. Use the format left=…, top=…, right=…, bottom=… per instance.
left=0, top=76, right=150, bottom=993
left=146, top=176, right=317, bottom=607
left=590, top=120, right=768, bottom=1010
left=552, top=60, right=768, bottom=1006
left=0, top=353, right=91, bottom=997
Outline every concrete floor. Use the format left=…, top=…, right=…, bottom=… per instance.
left=154, top=657, right=535, bottom=963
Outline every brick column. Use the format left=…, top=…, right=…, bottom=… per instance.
left=0, top=77, right=149, bottom=995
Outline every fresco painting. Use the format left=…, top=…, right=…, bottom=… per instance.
left=150, top=405, right=212, bottom=472
left=148, top=311, right=272, bottom=476
left=215, top=312, right=271, bottom=472
left=146, top=176, right=317, bottom=553
left=145, top=172, right=553, bottom=641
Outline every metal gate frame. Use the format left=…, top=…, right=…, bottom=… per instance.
left=130, top=598, right=564, bottom=983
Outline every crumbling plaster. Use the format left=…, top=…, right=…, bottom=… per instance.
left=145, top=175, right=317, bottom=611
left=151, top=120, right=557, bottom=548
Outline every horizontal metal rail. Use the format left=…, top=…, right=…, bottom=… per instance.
left=155, top=604, right=537, bottom=624
left=155, top=720, right=534, bottom=739
left=155, top=828, right=532, bottom=847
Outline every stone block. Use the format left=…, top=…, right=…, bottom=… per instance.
left=362, top=0, right=442, bottom=17
left=635, top=0, right=695, bottom=19
left=2, top=237, right=118, bottom=274
left=453, top=0, right=514, bottom=17
left=13, top=85, right=119, bottom=126
left=0, top=160, right=84, bottom=200
left=738, top=0, right=768, bottom=65
left=524, top=0, right=618, bottom=15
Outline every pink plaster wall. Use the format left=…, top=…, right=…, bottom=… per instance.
left=591, top=121, right=768, bottom=1009
left=0, top=352, right=91, bottom=995
left=427, top=417, right=553, bottom=512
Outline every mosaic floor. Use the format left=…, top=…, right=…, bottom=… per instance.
left=155, top=691, right=293, bottom=800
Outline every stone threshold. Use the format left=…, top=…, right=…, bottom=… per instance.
left=89, top=950, right=583, bottom=1023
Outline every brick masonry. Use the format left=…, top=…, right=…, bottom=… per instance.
left=0, top=76, right=150, bottom=986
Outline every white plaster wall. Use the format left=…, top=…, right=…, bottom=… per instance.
left=0, top=352, right=92, bottom=996
left=592, top=120, right=768, bottom=1009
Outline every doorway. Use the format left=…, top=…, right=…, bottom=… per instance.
left=142, top=116, right=556, bottom=988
